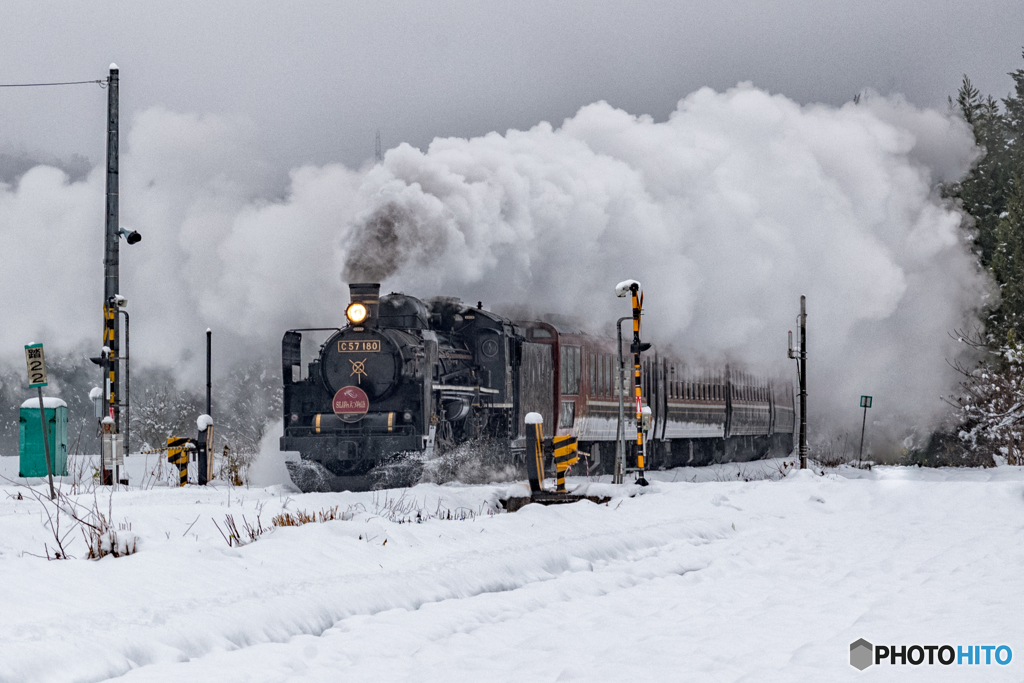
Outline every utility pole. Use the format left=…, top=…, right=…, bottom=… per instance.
left=798, top=296, right=807, bottom=468
left=102, top=63, right=120, bottom=486
left=788, top=295, right=808, bottom=468
left=206, top=329, right=212, bottom=417
left=198, top=328, right=213, bottom=485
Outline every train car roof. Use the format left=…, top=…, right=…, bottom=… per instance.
left=515, top=319, right=589, bottom=336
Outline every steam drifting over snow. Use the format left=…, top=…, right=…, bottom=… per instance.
left=0, top=84, right=985, bottom=446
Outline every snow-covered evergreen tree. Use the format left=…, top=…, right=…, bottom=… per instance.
left=992, top=173, right=1024, bottom=332
left=950, top=329, right=1024, bottom=465
left=947, top=51, right=1024, bottom=338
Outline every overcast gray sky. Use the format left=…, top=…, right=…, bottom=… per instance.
left=1, top=0, right=1022, bottom=171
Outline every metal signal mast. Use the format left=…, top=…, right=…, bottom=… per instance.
left=788, top=295, right=808, bottom=469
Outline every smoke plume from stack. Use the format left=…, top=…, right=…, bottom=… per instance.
left=0, top=85, right=986, bottom=449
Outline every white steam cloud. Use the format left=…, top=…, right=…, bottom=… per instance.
left=0, top=84, right=986, bottom=448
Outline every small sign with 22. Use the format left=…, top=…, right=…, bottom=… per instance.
left=25, top=343, right=48, bottom=388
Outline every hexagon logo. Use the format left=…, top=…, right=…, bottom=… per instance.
left=850, top=639, right=873, bottom=670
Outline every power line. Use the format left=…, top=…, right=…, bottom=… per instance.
left=0, top=79, right=106, bottom=88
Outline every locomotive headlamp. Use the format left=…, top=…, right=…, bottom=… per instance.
left=346, top=302, right=368, bottom=324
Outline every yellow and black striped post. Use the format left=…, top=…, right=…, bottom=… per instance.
left=552, top=435, right=579, bottom=492
left=103, top=303, right=116, bottom=406
left=167, top=436, right=193, bottom=487
left=101, top=302, right=118, bottom=485
left=631, top=285, right=649, bottom=487
left=525, top=413, right=545, bottom=493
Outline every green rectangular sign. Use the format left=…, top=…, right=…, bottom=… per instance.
left=860, top=395, right=872, bottom=408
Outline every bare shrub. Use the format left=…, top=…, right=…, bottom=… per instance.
left=809, top=434, right=854, bottom=468
left=84, top=518, right=137, bottom=559
left=371, top=491, right=492, bottom=523
left=271, top=505, right=354, bottom=527
left=67, top=454, right=99, bottom=495
left=8, top=479, right=137, bottom=560
left=136, top=450, right=177, bottom=489
left=218, top=444, right=257, bottom=486
left=212, top=504, right=268, bottom=546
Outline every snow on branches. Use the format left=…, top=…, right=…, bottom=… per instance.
left=948, top=328, right=1024, bottom=465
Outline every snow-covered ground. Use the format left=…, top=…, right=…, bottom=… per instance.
left=1, top=456, right=1022, bottom=682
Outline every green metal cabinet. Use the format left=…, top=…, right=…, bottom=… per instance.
left=19, top=398, right=68, bottom=478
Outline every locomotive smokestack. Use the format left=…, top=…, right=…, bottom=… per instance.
left=348, top=282, right=380, bottom=327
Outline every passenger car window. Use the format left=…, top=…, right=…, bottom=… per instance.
left=559, top=400, right=575, bottom=428
left=560, top=345, right=581, bottom=395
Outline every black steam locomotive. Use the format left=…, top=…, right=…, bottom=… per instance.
left=281, top=283, right=795, bottom=492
